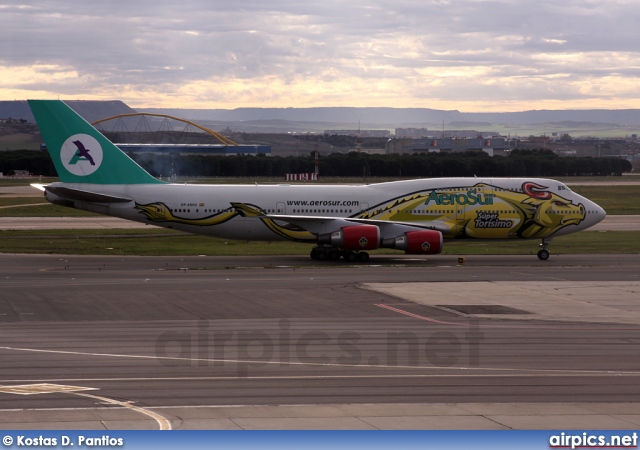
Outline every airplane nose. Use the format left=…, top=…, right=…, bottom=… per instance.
left=590, top=201, right=607, bottom=226
left=599, top=203, right=607, bottom=218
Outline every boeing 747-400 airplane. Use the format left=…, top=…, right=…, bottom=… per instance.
left=29, top=100, right=606, bottom=261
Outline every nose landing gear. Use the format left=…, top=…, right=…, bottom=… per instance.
left=537, top=238, right=552, bottom=260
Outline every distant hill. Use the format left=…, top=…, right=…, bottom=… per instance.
left=142, top=107, right=462, bottom=126
left=141, top=106, right=640, bottom=126
left=3, top=100, right=639, bottom=135
left=143, top=106, right=640, bottom=132
left=0, top=101, right=33, bottom=122
left=139, top=107, right=460, bottom=129
left=448, top=121, right=494, bottom=127
left=0, top=100, right=136, bottom=123
left=465, top=110, right=640, bottom=126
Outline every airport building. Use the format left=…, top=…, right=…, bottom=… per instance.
left=324, top=129, right=392, bottom=138
left=395, top=128, right=430, bottom=138
left=386, top=137, right=509, bottom=156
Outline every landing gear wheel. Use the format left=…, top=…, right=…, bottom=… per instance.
left=344, top=251, right=357, bottom=262
left=316, top=250, right=327, bottom=261
left=310, top=248, right=319, bottom=260
left=538, top=238, right=552, bottom=261
left=357, top=251, right=370, bottom=262
left=328, top=249, right=341, bottom=261
left=537, top=249, right=550, bottom=261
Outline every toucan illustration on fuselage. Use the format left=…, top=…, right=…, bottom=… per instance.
left=29, top=100, right=607, bottom=261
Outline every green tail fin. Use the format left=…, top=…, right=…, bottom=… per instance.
left=28, top=100, right=163, bottom=185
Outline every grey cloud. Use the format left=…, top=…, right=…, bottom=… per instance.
left=1, top=0, right=639, bottom=107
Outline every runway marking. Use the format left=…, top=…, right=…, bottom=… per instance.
left=0, top=383, right=97, bottom=395
left=0, top=383, right=171, bottom=430
left=2, top=369, right=640, bottom=386
left=375, top=303, right=459, bottom=325
left=0, top=276, right=331, bottom=289
left=0, top=203, right=49, bottom=209
left=1, top=345, right=640, bottom=376
left=72, top=392, right=171, bottom=430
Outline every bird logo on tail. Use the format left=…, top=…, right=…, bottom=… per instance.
left=60, top=134, right=103, bottom=176
left=69, top=140, right=96, bottom=166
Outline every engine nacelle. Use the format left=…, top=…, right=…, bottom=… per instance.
left=317, top=225, right=380, bottom=251
left=382, top=229, right=443, bottom=255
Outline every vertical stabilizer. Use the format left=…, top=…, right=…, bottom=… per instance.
left=28, top=100, right=162, bottom=185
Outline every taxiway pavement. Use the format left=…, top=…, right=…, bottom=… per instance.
left=1, top=254, right=639, bottom=429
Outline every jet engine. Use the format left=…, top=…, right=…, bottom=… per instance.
left=382, top=229, right=443, bottom=255
left=317, top=225, right=380, bottom=250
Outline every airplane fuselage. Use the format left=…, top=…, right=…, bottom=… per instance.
left=44, top=177, right=605, bottom=243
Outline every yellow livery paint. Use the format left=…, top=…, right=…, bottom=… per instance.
left=359, top=182, right=586, bottom=240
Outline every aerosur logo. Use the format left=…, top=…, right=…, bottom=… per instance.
left=61, top=134, right=103, bottom=176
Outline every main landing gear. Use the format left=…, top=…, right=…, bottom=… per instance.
left=537, top=238, right=552, bottom=261
left=310, top=246, right=370, bottom=262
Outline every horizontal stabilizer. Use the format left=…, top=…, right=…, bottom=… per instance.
left=30, top=183, right=47, bottom=192
left=44, top=185, right=132, bottom=203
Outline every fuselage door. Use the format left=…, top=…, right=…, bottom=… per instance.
left=464, top=180, right=507, bottom=239
left=454, top=187, right=467, bottom=237
left=456, top=181, right=495, bottom=237
left=455, top=196, right=464, bottom=235
left=276, top=202, right=285, bottom=214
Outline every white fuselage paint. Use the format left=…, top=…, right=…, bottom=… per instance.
left=43, top=177, right=606, bottom=242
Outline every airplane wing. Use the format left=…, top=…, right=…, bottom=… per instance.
left=266, top=214, right=450, bottom=236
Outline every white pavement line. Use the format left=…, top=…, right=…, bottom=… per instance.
left=0, top=203, right=49, bottom=209
left=1, top=346, right=640, bottom=376
left=71, top=391, right=172, bottom=430
left=2, top=371, right=640, bottom=389
left=0, top=383, right=172, bottom=430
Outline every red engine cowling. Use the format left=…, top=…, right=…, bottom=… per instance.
left=383, top=229, right=443, bottom=254
left=318, top=225, right=380, bottom=251
left=405, top=230, right=443, bottom=254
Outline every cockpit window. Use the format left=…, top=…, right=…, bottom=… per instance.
left=557, top=184, right=571, bottom=192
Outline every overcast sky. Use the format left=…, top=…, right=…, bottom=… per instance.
left=2, top=1, right=639, bottom=111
